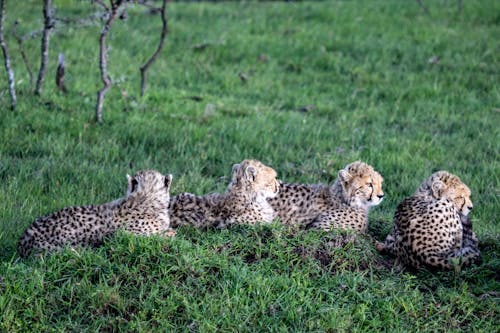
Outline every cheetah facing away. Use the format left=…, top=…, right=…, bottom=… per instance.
left=376, top=171, right=480, bottom=270
left=269, top=161, right=384, bottom=233
left=18, top=170, right=174, bottom=257
left=169, top=159, right=279, bottom=229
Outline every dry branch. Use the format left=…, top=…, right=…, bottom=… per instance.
left=0, top=0, right=16, bottom=110
left=35, top=0, right=53, bottom=95
left=13, top=20, right=34, bottom=88
left=56, top=53, right=67, bottom=93
left=95, top=0, right=122, bottom=123
left=139, top=0, right=168, bottom=97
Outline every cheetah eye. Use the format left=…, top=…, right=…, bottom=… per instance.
left=367, top=183, right=373, bottom=188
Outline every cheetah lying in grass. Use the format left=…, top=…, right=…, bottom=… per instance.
left=269, top=161, right=385, bottom=233
left=169, top=159, right=279, bottom=229
left=18, top=170, right=174, bottom=257
left=376, top=171, right=480, bottom=270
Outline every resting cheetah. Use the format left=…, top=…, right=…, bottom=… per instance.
left=169, top=159, right=279, bottom=229
left=269, top=161, right=384, bottom=232
left=18, top=170, right=174, bottom=257
left=377, top=171, right=480, bottom=270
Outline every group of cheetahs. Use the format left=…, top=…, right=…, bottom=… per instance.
left=18, top=159, right=481, bottom=271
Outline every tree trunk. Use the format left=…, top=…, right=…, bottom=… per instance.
left=35, top=0, right=52, bottom=95
left=0, top=0, right=16, bottom=110
left=95, top=1, right=120, bottom=123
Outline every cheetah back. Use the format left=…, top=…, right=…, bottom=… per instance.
left=388, top=197, right=465, bottom=270
left=269, top=183, right=328, bottom=226
left=169, top=193, right=222, bottom=229
left=18, top=205, right=116, bottom=257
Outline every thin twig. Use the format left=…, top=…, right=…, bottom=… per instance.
left=18, top=29, right=44, bottom=42
left=17, top=12, right=104, bottom=45
left=139, top=0, right=168, bottom=97
left=0, top=0, right=16, bottom=110
left=55, top=11, right=106, bottom=26
left=13, top=20, right=34, bottom=88
left=35, top=0, right=53, bottom=95
left=93, top=0, right=109, bottom=11
left=96, top=0, right=121, bottom=123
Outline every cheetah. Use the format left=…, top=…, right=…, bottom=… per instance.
left=18, top=170, right=174, bottom=257
left=376, top=171, right=480, bottom=270
left=169, top=159, right=279, bottom=229
left=269, top=161, right=384, bottom=233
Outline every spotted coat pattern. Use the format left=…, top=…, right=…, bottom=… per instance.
left=169, top=159, right=279, bottom=229
left=269, top=161, right=384, bottom=233
left=378, top=171, right=480, bottom=270
left=18, top=170, right=173, bottom=257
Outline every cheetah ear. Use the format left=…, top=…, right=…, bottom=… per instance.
left=164, top=174, right=173, bottom=190
left=338, top=169, right=352, bottom=184
left=127, top=174, right=139, bottom=193
left=431, top=180, right=445, bottom=198
left=245, top=166, right=257, bottom=182
left=231, top=163, right=241, bottom=174
left=126, top=174, right=133, bottom=195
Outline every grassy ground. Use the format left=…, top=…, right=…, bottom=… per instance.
left=1, top=0, right=499, bottom=331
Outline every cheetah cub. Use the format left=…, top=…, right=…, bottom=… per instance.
left=18, top=170, right=174, bottom=257
left=269, top=161, right=384, bottom=233
left=169, top=159, right=279, bottom=229
left=376, top=171, right=480, bottom=270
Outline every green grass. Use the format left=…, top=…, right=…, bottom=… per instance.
left=1, top=0, right=499, bottom=331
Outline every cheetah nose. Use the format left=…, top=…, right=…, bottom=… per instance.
left=377, top=194, right=385, bottom=199
left=468, top=205, right=473, bottom=211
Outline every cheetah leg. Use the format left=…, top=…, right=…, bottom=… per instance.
left=453, top=245, right=481, bottom=266
left=375, top=233, right=395, bottom=254
left=422, top=247, right=480, bottom=270
left=419, top=251, right=454, bottom=270
left=306, top=214, right=332, bottom=232
left=162, top=228, right=177, bottom=237
left=374, top=240, right=387, bottom=253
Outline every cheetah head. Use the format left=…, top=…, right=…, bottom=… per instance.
left=336, top=161, right=384, bottom=209
left=126, top=170, right=173, bottom=199
left=416, top=171, right=473, bottom=216
left=228, top=159, right=279, bottom=199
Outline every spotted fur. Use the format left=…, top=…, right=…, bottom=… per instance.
left=269, top=161, right=384, bottom=232
left=18, top=170, right=173, bottom=257
left=169, top=159, right=279, bottom=229
left=377, top=171, right=480, bottom=270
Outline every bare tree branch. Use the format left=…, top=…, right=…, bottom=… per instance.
left=0, top=0, right=16, bottom=110
left=139, top=0, right=168, bottom=97
left=13, top=20, right=34, bottom=88
left=416, top=0, right=430, bottom=15
left=95, top=0, right=122, bottom=123
left=35, top=0, right=54, bottom=95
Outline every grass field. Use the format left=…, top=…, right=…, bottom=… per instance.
left=1, top=0, right=499, bottom=331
